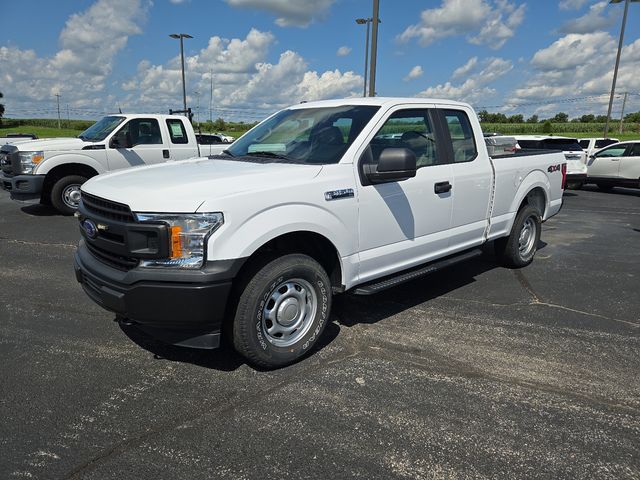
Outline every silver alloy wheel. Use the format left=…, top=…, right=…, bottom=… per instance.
left=518, top=216, right=537, bottom=258
left=62, top=184, right=82, bottom=209
left=262, top=278, right=317, bottom=347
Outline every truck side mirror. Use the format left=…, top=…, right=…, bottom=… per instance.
left=110, top=131, right=132, bottom=149
left=363, top=148, right=417, bottom=184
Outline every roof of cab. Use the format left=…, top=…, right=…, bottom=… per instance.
left=287, top=97, right=472, bottom=110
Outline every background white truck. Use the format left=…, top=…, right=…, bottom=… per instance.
left=74, top=97, right=565, bottom=368
left=0, top=114, right=228, bottom=214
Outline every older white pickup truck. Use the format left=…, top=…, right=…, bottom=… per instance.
left=0, top=114, right=227, bottom=214
left=74, top=97, right=565, bottom=368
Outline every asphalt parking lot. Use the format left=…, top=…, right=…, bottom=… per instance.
left=1, top=186, right=639, bottom=480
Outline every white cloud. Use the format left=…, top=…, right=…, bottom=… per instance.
left=169, top=0, right=188, bottom=3
left=559, top=1, right=617, bottom=34
left=0, top=0, right=148, bottom=115
left=336, top=46, right=352, bottom=57
left=511, top=33, right=640, bottom=115
left=122, top=30, right=363, bottom=114
left=559, top=0, right=590, bottom=10
left=403, top=65, right=424, bottom=82
left=224, top=0, right=335, bottom=27
left=397, top=0, right=525, bottom=49
left=452, top=57, right=478, bottom=79
left=417, top=57, right=512, bottom=104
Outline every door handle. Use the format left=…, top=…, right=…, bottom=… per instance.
left=610, top=158, right=620, bottom=162
left=163, top=149, right=170, bottom=159
left=434, top=181, right=452, bottom=194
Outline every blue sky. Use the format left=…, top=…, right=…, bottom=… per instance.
left=1, top=0, right=639, bottom=121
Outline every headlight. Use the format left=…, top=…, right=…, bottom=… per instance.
left=18, top=151, right=45, bottom=174
left=135, top=212, right=224, bottom=269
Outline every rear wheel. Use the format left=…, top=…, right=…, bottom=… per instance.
left=50, top=175, right=87, bottom=215
left=495, top=205, right=541, bottom=268
left=232, top=254, right=331, bottom=369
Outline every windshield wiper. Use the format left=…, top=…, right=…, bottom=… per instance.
left=222, top=149, right=234, bottom=157
left=247, top=151, right=292, bottom=161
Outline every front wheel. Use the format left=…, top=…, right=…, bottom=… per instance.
left=232, top=254, right=332, bottom=369
left=495, top=205, right=541, bottom=268
left=50, top=175, right=87, bottom=215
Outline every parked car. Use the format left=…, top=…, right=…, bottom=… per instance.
left=514, top=136, right=586, bottom=189
left=74, top=97, right=565, bottom=368
left=196, top=132, right=233, bottom=145
left=586, top=141, right=640, bottom=190
left=579, top=137, right=619, bottom=157
left=0, top=114, right=228, bottom=214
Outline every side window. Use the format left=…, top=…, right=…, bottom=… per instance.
left=596, top=146, right=627, bottom=158
left=167, top=119, right=189, bottom=144
left=442, top=110, right=477, bottom=163
left=579, top=140, right=589, bottom=149
left=369, top=109, right=439, bottom=168
left=117, top=118, right=162, bottom=146
left=629, top=143, right=640, bottom=156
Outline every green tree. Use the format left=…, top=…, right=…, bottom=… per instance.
left=526, top=114, right=539, bottom=123
left=508, top=114, right=524, bottom=123
left=542, top=120, right=553, bottom=134
left=595, top=114, right=608, bottom=122
left=624, top=111, right=640, bottom=122
left=477, top=110, right=490, bottom=122
left=552, top=112, right=568, bottom=123
left=212, top=117, right=226, bottom=131
left=580, top=114, right=595, bottom=123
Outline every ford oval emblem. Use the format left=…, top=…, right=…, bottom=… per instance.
left=81, top=219, right=98, bottom=239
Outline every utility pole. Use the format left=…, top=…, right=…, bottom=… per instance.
left=368, top=0, right=380, bottom=97
left=604, top=0, right=634, bottom=138
left=55, top=93, right=61, bottom=129
left=619, top=91, right=628, bottom=134
left=66, top=104, right=70, bottom=123
left=209, top=68, right=213, bottom=123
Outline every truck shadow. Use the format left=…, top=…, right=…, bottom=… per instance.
left=119, top=317, right=341, bottom=372
left=333, top=250, right=505, bottom=327
left=20, top=204, right=60, bottom=216
left=119, top=247, right=536, bottom=371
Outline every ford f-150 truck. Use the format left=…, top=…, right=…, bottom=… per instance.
left=0, top=114, right=227, bottom=214
left=74, top=98, right=565, bottom=368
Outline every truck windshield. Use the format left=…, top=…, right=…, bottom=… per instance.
left=79, top=116, right=125, bottom=142
left=225, top=105, right=380, bottom=164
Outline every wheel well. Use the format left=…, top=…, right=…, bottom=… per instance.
left=239, top=231, right=343, bottom=291
left=518, top=187, right=546, bottom=217
left=42, top=164, right=99, bottom=203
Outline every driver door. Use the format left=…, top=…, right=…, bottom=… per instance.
left=106, top=118, right=169, bottom=171
left=356, top=105, right=454, bottom=284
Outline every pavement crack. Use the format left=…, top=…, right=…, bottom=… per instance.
left=0, top=236, right=76, bottom=249
left=61, top=344, right=361, bottom=480
left=513, top=269, right=541, bottom=303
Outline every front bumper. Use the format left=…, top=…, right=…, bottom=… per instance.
left=0, top=172, right=45, bottom=203
left=74, top=239, right=243, bottom=349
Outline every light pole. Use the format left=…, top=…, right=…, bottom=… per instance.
left=604, top=0, right=638, bottom=138
left=355, top=18, right=371, bottom=97
left=169, top=33, right=193, bottom=113
left=369, top=0, right=380, bottom=97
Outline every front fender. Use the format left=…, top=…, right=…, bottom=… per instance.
left=207, top=203, right=356, bottom=279
left=34, top=153, right=107, bottom=175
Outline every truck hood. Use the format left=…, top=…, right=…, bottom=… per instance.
left=13, top=137, right=89, bottom=152
left=81, top=157, right=323, bottom=213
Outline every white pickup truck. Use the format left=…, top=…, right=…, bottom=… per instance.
left=74, top=98, right=565, bottom=368
left=0, top=114, right=228, bottom=214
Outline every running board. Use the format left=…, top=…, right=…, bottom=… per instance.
left=352, top=248, right=484, bottom=295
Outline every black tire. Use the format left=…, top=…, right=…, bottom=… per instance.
left=566, top=181, right=583, bottom=190
left=597, top=183, right=614, bottom=192
left=232, top=254, right=331, bottom=369
left=495, top=205, right=541, bottom=268
left=50, top=175, right=87, bottom=215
